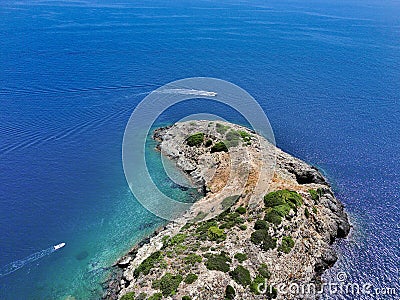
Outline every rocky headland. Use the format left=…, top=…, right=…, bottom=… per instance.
left=104, top=120, right=350, bottom=300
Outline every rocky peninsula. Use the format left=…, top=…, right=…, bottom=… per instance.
left=104, top=120, right=350, bottom=300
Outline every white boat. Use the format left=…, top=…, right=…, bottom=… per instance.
left=53, top=243, right=66, bottom=250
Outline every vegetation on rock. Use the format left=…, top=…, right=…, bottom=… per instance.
left=186, top=133, right=204, bottom=147
left=250, top=229, right=277, bottom=251
left=235, top=206, right=246, bottom=214
left=238, top=130, right=252, bottom=143
left=250, top=276, right=266, bottom=295
left=254, top=219, right=268, bottom=230
left=305, top=207, right=310, bottom=218
left=224, top=285, right=236, bottom=300
left=264, top=209, right=283, bottom=225
left=205, top=252, right=231, bottom=272
left=120, top=291, right=135, bottom=300
left=264, top=190, right=302, bottom=208
left=133, top=251, right=162, bottom=277
left=229, top=265, right=251, bottom=286
left=169, top=233, right=187, bottom=246
left=257, top=263, right=271, bottom=279
left=263, top=190, right=303, bottom=225
left=211, top=141, right=228, bottom=153
left=309, top=188, right=324, bottom=203
left=147, top=293, right=162, bottom=300
left=278, top=236, right=295, bottom=254
left=152, top=273, right=183, bottom=297
left=184, top=253, right=202, bottom=265
left=239, top=224, right=247, bottom=230
left=207, top=226, right=226, bottom=241
left=234, top=252, right=248, bottom=263
left=184, top=273, right=198, bottom=284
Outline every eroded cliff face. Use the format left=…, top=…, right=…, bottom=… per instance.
left=105, top=121, right=350, bottom=300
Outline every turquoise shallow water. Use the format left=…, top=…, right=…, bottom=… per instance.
left=0, top=0, right=399, bottom=299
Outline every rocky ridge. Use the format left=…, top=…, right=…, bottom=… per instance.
left=104, top=120, right=350, bottom=300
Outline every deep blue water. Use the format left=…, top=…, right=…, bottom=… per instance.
left=0, top=0, right=399, bottom=299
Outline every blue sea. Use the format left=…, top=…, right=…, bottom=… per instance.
left=0, top=0, right=399, bottom=299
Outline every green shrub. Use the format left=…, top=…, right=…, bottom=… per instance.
left=229, top=265, right=251, bottom=286
left=225, top=285, right=236, bottom=300
left=309, top=189, right=319, bottom=202
left=234, top=252, right=248, bottom=263
left=159, top=258, right=167, bottom=268
left=312, top=206, right=317, bottom=214
left=238, top=130, right=252, bottom=142
left=205, top=252, right=231, bottom=272
left=161, top=235, right=170, bottom=247
left=148, top=293, right=162, bottom=300
left=174, top=244, right=188, bottom=255
left=258, top=263, right=271, bottom=279
left=186, top=133, right=204, bottom=147
left=304, top=208, right=310, bottom=218
left=254, top=220, right=268, bottom=230
left=182, top=296, right=192, bottom=300
left=250, top=229, right=277, bottom=251
left=264, top=190, right=302, bottom=208
left=264, top=191, right=287, bottom=207
left=184, top=254, right=202, bottom=264
left=211, top=141, right=228, bottom=153
left=239, top=224, right=247, bottom=230
left=196, top=220, right=218, bottom=240
left=218, top=222, right=233, bottom=230
left=205, top=139, right=213, bottom=147
left=120, top=292, right=135, bottom=300
left=264, top=209, right=282, bottom=225
left=189, top=242, right=200, bottom=252
left=221, top=195, right=240, bottom=210
left=237, top=217, right=245, bottom=223
left=169, top=233, right=187, bottom=245
left=154, top=273, right=183, bottom=297
left=250, top=276, right=266, bottom=295
left=207, top=226, right=226, bottom=241
left=278, top=236, right=295, bottom=254
left=218, top=211, right=244, bottom=229
left=236, top=206, right=246, bottom=214
left=216, top=123, right=230, bottom=134
left=184, top=273, right=198, bottom=284
left=273, top=204, right=292, bottom=217
left=133, top=251, right=162, bottom=277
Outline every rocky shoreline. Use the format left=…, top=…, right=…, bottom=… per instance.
left=103, top=121, right=350, bottom=300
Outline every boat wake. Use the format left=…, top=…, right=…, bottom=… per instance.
left=0, top=243, right=65, bottom=278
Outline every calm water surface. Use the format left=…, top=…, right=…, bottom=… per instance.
left=0, top=0, right=399, bottom=299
